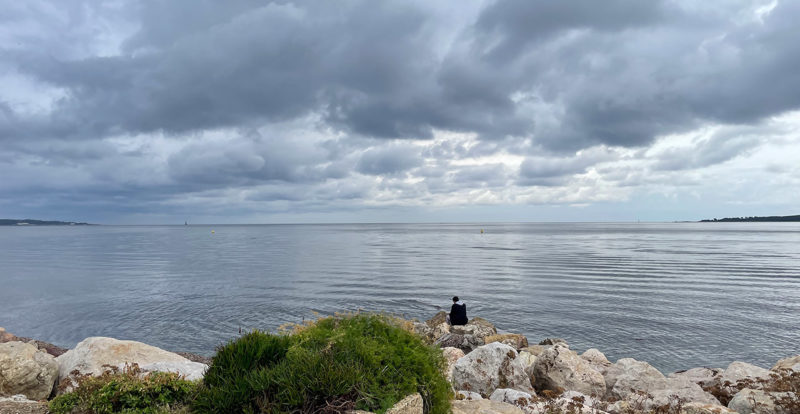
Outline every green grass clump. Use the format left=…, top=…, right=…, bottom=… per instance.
left=193, top=313, right=452, bottom=414
left=49, top=365, right=198, bottom=414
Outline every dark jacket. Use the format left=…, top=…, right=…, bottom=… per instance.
left=450, top=301, right=468, bottom=325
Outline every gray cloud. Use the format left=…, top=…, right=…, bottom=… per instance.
left=356, top=144, right=421, bottom=176
left=1, top=0, right=799, bottom=222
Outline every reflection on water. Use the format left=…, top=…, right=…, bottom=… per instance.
left=1, top=222, right=799, bottom=373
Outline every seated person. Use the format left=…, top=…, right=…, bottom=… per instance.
left=447, top=296, right=468, bottom=325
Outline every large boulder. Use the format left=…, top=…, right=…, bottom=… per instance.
left=727, top=388, right=794, bottom=414
left=56, top=337, right=206, bottom=390
left=451, top=318, right=497, bottom=343
left=604, top=358, right=666, bottom=399
left=533, top=344, right=605, bottom=396
left=604, top=359, right=720, bottom=409
left=720, top=361, right=771, bottom=388
left=451, top=342, right=533, bottom=397
left=434, top=333, right=483, bottom=353
left=772, top=355, right=800, bottom=373
left=581, top=349, right=611, bottom=373
left=646, top=377, right=721, bottom=410
left=442, top=347, right=465, bottom=382
left=451, top=399, right=525, bottom=414
left=669, top=367, right=724, bottom=389
left=0, top=342, right=59, bottom=401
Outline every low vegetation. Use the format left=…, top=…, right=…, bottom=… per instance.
left=193, top=313, right=451, bottom=414
left=49, top=364, right=198, bottom=414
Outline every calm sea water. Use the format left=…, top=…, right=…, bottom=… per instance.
left=1, top=223, right=798, bottom=373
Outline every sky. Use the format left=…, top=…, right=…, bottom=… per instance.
left=1, top=0, right=799, bottom=224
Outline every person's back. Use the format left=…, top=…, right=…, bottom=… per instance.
left=449, top=296, right=468, bottom=325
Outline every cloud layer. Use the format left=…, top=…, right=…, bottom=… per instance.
left=1, top=0, right=799, bottom=223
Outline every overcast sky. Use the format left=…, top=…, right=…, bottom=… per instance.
left=1, top=0, right=799, bottom=224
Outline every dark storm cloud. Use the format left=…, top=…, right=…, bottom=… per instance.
left=6, top=0, right=800, bottom=148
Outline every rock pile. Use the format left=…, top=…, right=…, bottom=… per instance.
left=415, top=314, right=799, bottom=414
left=0, top=327, right=209, bottom=404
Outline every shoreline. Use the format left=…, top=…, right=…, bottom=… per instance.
left=2, top=313, right=798, bottom=413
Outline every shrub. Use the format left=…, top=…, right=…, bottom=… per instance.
left=192, top=313, right=452, bottom=414
left=49, top=364, right=198, bottom=414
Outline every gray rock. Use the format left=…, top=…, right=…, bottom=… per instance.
left=533, top=344, right=605, bottom=396
left=720, top=361, right=771, bottom=388
left=517, top=351, right=537, bottom=384
left=772, top=355, right=800, bottom=373
left=0, top=342, right=59, bottom=401
left=519, top=345, right=550, bottom=357
left=451, top=399, right=526, bottom=414
left=455, top=390, right=483, bottom=401
left=434, top=333, right=482, bottom=353
left=669, top=367, right=724, bottom=390
left=442, top=347, right=465, bottom=382
left=605, top=358, right=666, bottom=399
left=451, top=319, right=497, bottom=343
left=484, top=334, right=529, bottom=350
left=426, top=311, right=448, bottom=328
left=680, top=402, right=738, bottom=414
left=538, top=338, right=568, bottom=347
left=452, top=342, right=533, bottom=397
left=489, top=388, right=535, bottom=406
left=727, top=388, right=794, bottom=414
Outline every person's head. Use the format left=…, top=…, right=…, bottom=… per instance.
left=452, top=296, right=459, bottom=303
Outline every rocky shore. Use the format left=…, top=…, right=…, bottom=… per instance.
left=1, top=315, right=798, bottom=414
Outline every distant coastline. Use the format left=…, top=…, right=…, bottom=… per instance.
left=700, top=214, right=800, bottom=222
left=0, top=218, right=91, bottom=226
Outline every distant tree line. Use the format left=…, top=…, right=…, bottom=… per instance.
left=700, top=215, right=800, bottom=222
left=0, top=219, right=90, bottom=226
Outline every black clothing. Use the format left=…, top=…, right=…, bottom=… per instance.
left=450, top=302, right=468, bottom=325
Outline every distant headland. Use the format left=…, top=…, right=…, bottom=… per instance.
left=0, top=218, right=91, bottom=226
left=700, top=214, right=800, bottom=222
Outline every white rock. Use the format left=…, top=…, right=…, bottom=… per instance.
left=772, top=355, right=800, bottom=373
left=452, top=399, right=525, bottom=414
left=56, top=337, right=196, bottom=391
left=581, top=349, right=610, bottom=366
left=452, top=342, right=533, bottom=397
left=455, top=390, right=483, bottom=400
left=727, top=388, right=794, bottom=414
left=646, top=377, right=721, bottom=409
left=443, top=347, right=465, bottom=382
left=138, top=361, right=207, bottom=381
left=605, top=358, right=666, bottom=399
left=518, top=351, right=537, bottom=383
left=720, top=361, right=771, bottom=388
left=669, top=367, right=724, bottom=389
left=0, top=341, right=59, bottom=400
left=489, top=388, right=535, bottom=406
left=533, top=344, right=605, bottom=396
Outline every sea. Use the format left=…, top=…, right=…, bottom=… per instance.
left=1, top=222, right=798, bottom=373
